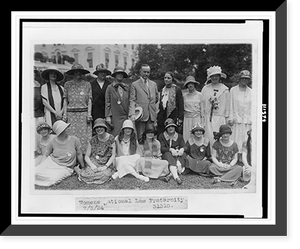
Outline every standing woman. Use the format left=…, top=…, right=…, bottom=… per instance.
left=157, top=72, right=184, bottom=137
left=209, top=124, right=243, bottom=184
left=105, top=67, right=135, bottom=137
left=90, top=64, right=111, bottom=121
left=76, top=118, right=116, bottom=185
left=112, top=119, right=149, bottom=182
left=41, top=65, right=64, bottom=127
left=201, top=66, right=230, bottom=146
left=182, top=75, right=205, bottom=142
left=228, top=70, right=252, bottom=156
left=63, top=63, right=93, bottom=154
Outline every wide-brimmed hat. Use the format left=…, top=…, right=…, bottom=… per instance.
left=93, top=63, right=111, bottom=76
left=111, top=66, right=128, bottom=78
left=122, top=119, right=134, bottom=130
left=183, top=75, right=200, bottom=89
left=52, top=120, right=70, bottom=136
left=36, top=122, right=52, bottom=133
left=93, top=118, right=108, bottom=131
left=134, top=106, right=143, bottom=121
left=66, top=63, right=90, bottom=76
left=206, top=65, right=227, bottom=80
left=239, top=70, right=251, bottom=79
left=190, top=123, right=205, bottom=134
left=164, top=118, right=177, bottom=130
left=41, top=65, right=64, bottom=82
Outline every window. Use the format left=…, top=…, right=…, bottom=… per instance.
left=124, top=56, right=127, bottom=70
left=74, top=53, right=78, bottom=63
left=87, top=52, right=93, bottom=68
left=105, top=53, right=109, bottom=68
left=115, top=54, right=119, bottom=67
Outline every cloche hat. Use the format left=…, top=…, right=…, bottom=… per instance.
left=93, top=63, right=111, bottom=76
left=36, top=122, right=52, bottom=133
left=164, top=118, right=177, bottom=130
left=239, top=70, right=251, bottom=79
left=41, top=65, right=64, bottom=82
left=93, top=118, right=108, bottom=131
left=213, top=124, right=232, bottom=140
left=111, top=66, right=128, bottom=78
left=183, top=75, right=200, bottom=89
left=52, top=120, right=71, bottom=136
left=190, top=123, right=205, bottom=134
left=66, top=63, right=90, bottom=76
left=122, top=119, right=134, bottom=130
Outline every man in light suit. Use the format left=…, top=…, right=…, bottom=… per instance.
left=129, top=64, right=159, bottom=139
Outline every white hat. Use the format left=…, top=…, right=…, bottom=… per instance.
left=122, top=119, right=134, bottom=130
left=206, top=65, right=227, bottom=80
left=134, top=106, right=143, bottom=121
left=52, top=120, right=70, bottom=136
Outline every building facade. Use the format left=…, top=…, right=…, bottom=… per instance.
left=34, top=44, right=139, bottom=74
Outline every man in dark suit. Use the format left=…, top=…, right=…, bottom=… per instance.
left=129, top=64, right=159, bottom=139
left=90, top=64, right=111, bottom=121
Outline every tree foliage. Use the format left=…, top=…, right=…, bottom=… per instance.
left=131, top=43, right=252, bottom=89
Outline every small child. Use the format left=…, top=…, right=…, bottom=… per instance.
left=35, top=122, right=55, bottom=166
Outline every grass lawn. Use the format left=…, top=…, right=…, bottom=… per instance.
left=35, top=170, right=248, bottom=191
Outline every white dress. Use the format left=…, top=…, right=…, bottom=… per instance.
left=201, top=83, right=230, bottom=146
left=183, top=90, right=204, bottom=142
left=229, top=85, right=252, bottom=152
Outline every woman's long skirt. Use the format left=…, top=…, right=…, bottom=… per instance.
left=35, top=156, right=74, bottom=186
left=115, top=154, right=141, bottom=178
left=136, top=157, right=169, bottom=179
left=231, top=123, right=251, bottom=153
left=78, top=166, right=114, bottom=185
left=209, top=163, right=243, bottom=182
left=186, top=155, right=211, bottom=174
left=67, top=111, right=92, bottom=154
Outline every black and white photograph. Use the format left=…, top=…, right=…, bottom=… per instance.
left=8, top=8, right=288, bottom=237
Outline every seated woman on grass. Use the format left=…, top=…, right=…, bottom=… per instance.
left=209, top=124, right=243, bottom=184
left=112, top=119, right=149, bottom=182
left=184, top=123, right=212, bottom=176
left=136, top=124, right=169, bottom=180
left=35, top=120, right=85, bottom=187
left=76, top=118, right=116, bottom=185
left=158, top=118, right=188, bottom=185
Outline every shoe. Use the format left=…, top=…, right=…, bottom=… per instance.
left=212, top=178, right=221, bottom=184
left=182, top=168, right=190, bottom=175
left=162, top=174, right=171, bottom=183
left=176, top=177, right=182, bottom=185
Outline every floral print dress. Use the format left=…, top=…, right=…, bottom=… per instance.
left=78, top=134, right=115, bottom=184
left=64, top=80, right=92, bottom=154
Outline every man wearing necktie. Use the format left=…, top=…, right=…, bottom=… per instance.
left=129, top=64, right=159, bottom=139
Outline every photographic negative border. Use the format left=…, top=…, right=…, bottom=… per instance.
left=6, top=5, right=288, bottom=235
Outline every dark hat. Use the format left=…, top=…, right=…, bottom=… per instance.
left=93, top=118, right=108, bottom=131
left=36, top=122, right=52, bottom=133
left=164, top=118, right=177, bottom=130
left=144, top=123, right=157, bottom=135
left=111, top=66, right=128, bottom=78
left=66, top=63, right=90, bottom=76
left=41, top=65, right=64, bottom=82
left=213, top=124, right=232, bottom=140
left=93, top=63, right=111, bottom=76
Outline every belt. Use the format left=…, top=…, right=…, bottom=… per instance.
left=67, top=107, right=88, bottom=112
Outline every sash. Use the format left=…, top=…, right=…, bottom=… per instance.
left=45, top=82, right=64, bottom=125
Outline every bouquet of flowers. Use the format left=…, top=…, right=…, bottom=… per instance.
left=208, top=96, right=220, bottom=122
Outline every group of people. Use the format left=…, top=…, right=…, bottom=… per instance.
left=34, top=62, right=253, bottom=188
